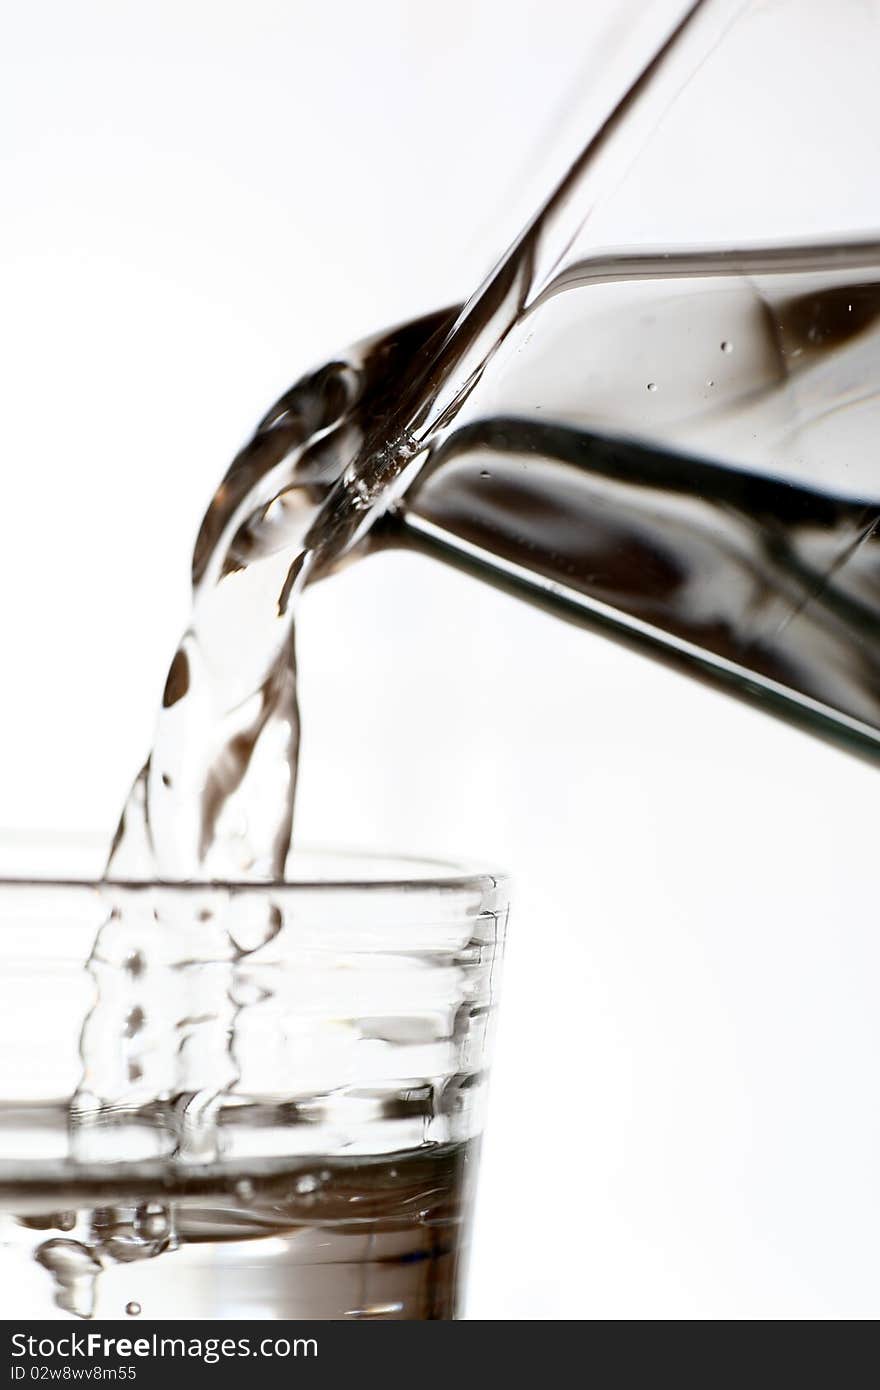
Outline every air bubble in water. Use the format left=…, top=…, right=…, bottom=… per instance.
left=479, top=470, right=491, bottom=479
left=646, top=382, right=657, bottom=392
left=124, top=1006, right=146, bottom=1038
left=126, top=1301, right=142, bottom=1317
left=35, top=1239, right=102, bottom=1320
left=345, top=1301, right=404, bottom=1318
left=721, top=340, right=733, bottom=353
left=135, top=1203, right=170, bottom=1241
left=228, top=902, right=282, bottom=956
left=296, top=1173, right=319, bottom=1195
left=19, top=1211, right=77, bottom=1233
left=234, top=1178, right=255, bottom=1201
left=125, top=951, right=146, bottom=979
left=230, top=975, right=268, bottom=1008
left=93, top=1204, right=173, bottom=1264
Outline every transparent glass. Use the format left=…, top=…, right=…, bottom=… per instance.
left=255, top=0, right=880, bottom=761
left=0, top=842, right=509, bottom=1321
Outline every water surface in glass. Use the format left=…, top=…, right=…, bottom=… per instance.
left=0, top=845, right=508, bottom=1320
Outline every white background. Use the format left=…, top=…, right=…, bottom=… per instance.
left=1, top=1, right=879, bottom=1318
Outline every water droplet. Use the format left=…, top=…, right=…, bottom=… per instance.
left=296, top=1173, right=319, bottom=1195
left=126, top=1301, right=141, bottom=1317
left=234, top=1178, right=255, bottom=1201
left=646, top=382, right=657, bottom=392
left=721, top=340, right=733, bottom=354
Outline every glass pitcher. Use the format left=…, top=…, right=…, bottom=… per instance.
left=239, top=0, right=880, bottom=760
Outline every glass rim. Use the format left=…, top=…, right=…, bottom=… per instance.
left=0, top=832, right=511, bottom=898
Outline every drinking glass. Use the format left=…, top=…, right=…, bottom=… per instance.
left=0, top=840, right=508, bottom=1320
